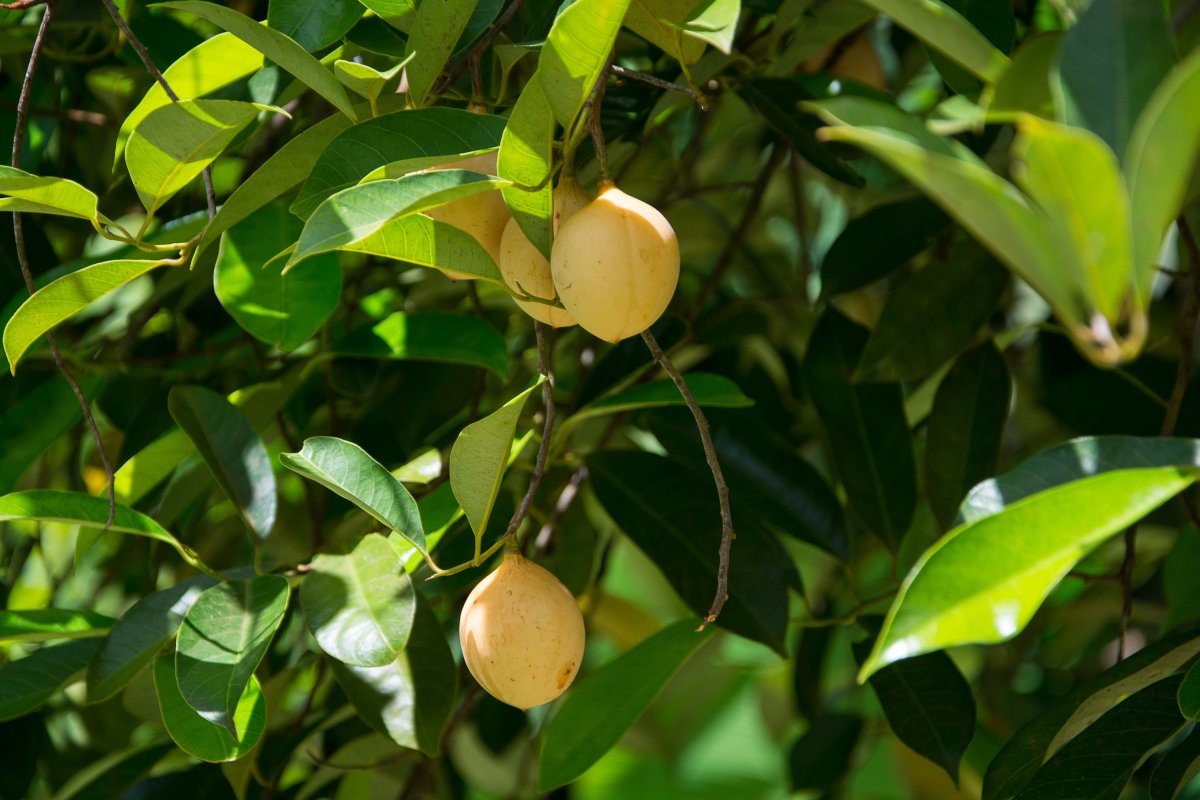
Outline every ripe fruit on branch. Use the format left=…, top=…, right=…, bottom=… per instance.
left=459, top=552, right=586, bottom=710
left=550, top=181, right=680, bottom=342
left=498, top=177, right=592, bottom=327
left=426, top=151, right=510, bottom=281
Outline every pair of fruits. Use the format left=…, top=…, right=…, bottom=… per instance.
left=430, top=153, right=681, bottom=343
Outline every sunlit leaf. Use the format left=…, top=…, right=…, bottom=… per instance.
left=537, top=0, right=632, bottom=128
left=402, top=0, right=475, bottom=106
left=332, top=312, right=508, bottom=376
left=153, top=654, right=266, bottom=762
left=0, top=609, right=114, bottom=643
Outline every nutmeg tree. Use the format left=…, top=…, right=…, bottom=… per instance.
left=2, top=1, right=1200, bottom=798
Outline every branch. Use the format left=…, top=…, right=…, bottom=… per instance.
left=503, top=322, right=556, bottom=549
left=609, top=64, right=706, bottom=106
left=641, top=330, right=735, bottom=626
left=431, top=0, right=525, bottom=101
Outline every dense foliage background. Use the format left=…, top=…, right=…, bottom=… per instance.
left=2, top=0, right=1200, bottom=798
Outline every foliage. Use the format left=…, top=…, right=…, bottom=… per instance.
left=1, top=0, right=1199, bottom=798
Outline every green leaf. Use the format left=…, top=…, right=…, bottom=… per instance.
left=0, top=374, right=102, bottom=493
left=115, top=32, right=266, bottom=165
left=449, top=378, right=544, bottom=545
left=677, top=0, right=740, bottom=54
left=0, top=167, right=105, bottom=225
left=125, top=99, right=273, bottom=218
left=564, top=373, right=753, bottom=429
left=0, top=640, right=100, bottom=721
left=853, top=639, right=976, bottom=784
left=280, top=436, right=426, bottom=555
left=537, top=0, right=632, bottom=128
left=538, top=619, right=714, bottom=791
left=1125, top=48, right=1200, bottom=301
left=1150, top=728, right=1200, bottom=800
left=624, top=0, right=707, bottom=64
left=153, top=653, right=266, bottom=762
left=925, top=343, right=1012, bottom=531
left=789, top=714, right=864, bottom=791
left=858, top=0, right=1009, bottom=81
left=52, top=742, right=174, bottom=800
left=1179, top=660, right=1200, bottom=721
left=983, top=628, right=1200, bottom=800
left=498, top=78, right=554, bottom=259
left=176, top=575, right=290, bottom=735
left=327, top=594, right=455, bottom=755
left=332, top=312, right=507, bottom=376
left=818, top=199, right=947, bottom=300
left=153, top=2, right=357, bottom=119
left=984, top=33, right=1063, bottom=122
left=856, top=248, right=1008, bottom=382
left=334, top=58, right=407, bottom=113
left=214, top=201, right=341, bottom=351
left=402, top=0, right=476, bottom=106
left=290, top=170, right=509, bottom=268
left=292, top=108, right=505, bottom=218
left=739, top=79, right=864, bottom=188
left=1011, top=116, right=1132, bottom=322
left=269, top=0, right=363, bottom=50
left=803, top=309, right=916, bottom=548
left=338, top=213, right=504, bottom=283
left=1056, top=0, right=1174, bottom=157
left=300, top=533, right=416, bottom=667
left=195, top=113, right=353, bottom=264
left=359, top=0, right=417, bottom=31
left=87, top=577, right=215, bottom=702
left=1014, top=676, right=1185, bottom=800
left=860, top=441, right=1200, bottom=680
left=0, top=609, right=114, bottom=643
left=4, top=258, right=173, bottom=372
left=168, top=386, right=277, bottom=541
left=925, top=0, right=1014, bottom=94
left=1165, top=527, right=1200, bottom=633
left=588, top=450, right=797, bottom=654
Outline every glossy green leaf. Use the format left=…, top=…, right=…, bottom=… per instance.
left=0, top=167, right=105, bottom=224
left=168, top=386, right=277, bottom=541
left=858, top=0, right=1009, bottom=81
left=1057, top=0, right=1174, bottom=157
left=359, top=0, right=416, bottom=31
left=789, top=714, right=863, bottom=791
left=334, top=58, right=406, bottom=114
left=292, top=108, right=505, bottom=218
left=328, top=595, right=455, bottom=755
left=115, top=33, right=265, bottom=164
left=290, top=171, right=508, bottom=268
left=195, top=113, right=354, bottom=264
left=153, top=654, right=266, bottom=762
left=4, top=259, right=173, bottom=372
left=925, top=343, right=1012, bottom=530
left=214, top=202, right=340, bottom=351
left=1125, top=48, right=1200, bottom=301
left=538, top=619, right=714, bottom=791
left=804, top=309, right=915, bottom=548
left=402, top=0, right=475, bottom=106
left=624, top=0, right=707, bottom=64
left=588, top=450, right=798, bottom=654
left=1179, top=660, right=1200, bottom=721
left=339, top=213, right=504, bottom=282
left=176, top=575, right=289, bottom=735
left=280, top=436, right=426, bottom=555
left=269, top=0, right=362, bottom=50
left=819, top=199, right=947, bottom=299
left=0, top=374, right=101, bottom=493
left=861, top=450, right=1200, bottom=680
left=983, top=628, right=1200, bottom=800
left=677, top=0, right=740, bottom=54
left=0, top=609, right=114, bottom=643
left=1014, top=676, right=1185, bottom=800
left=300, top=533, right=416, bottom=667
left=537, top=0, right=632, bottom=128
left=87, top=577, right=215, bottom=702
left=0, top=640, right=100, bottom=721
left=1150, top=728, right=1200, bottom=800
left=856, top=249, right=1008, bottom=382
left=332, top=312, right=507, bottom=376
left=565, top=373, right=752, bottom=429
left=498, top=78, right=554, bottom=259
left=154, top=2, right=357, bottom=119
left=125, top=100, right=272, bottom=218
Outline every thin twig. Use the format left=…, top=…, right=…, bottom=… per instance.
left=587, top=52, right=614, bottom=183
left=609, top=64, right=705, bottom=104
left=503, top=322, right=556, bottom=549
left=641, top=330, right=735, bottom=626
left=1, top=0, right=45, bottom=8
left=431, top=0, right=525, bottom=100
left=99, top=0, right=215, bottom=220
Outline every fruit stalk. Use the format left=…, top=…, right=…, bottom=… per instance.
left=641, top=330, right=735, bottom=627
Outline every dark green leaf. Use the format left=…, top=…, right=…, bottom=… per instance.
left=1180, top=660, right=1200, bottom=720
left=926, top=0, right=1015, bottom=94
left=268, top=0, right=362, bottom=50
left=328, top=594, right=455, bottom=755
left=176, top=576, right=290, bottom=735
left=0, top=640, right=99, bottom=721
left=803, top=309, right=916, bottom=547
left=153, top=654, right=266, bottom=762
left=214, top=201, right=341, bottom=351
left=858, top=0, right=1009, bottom=81
left=0, top=609, right=114, bottom=643
left=566, top=373, right=753, bottom=428
left=819, top=199, right=948, bottom=299
left=925, top=343, right=1012, bottom=530
left=588, top=450, right=796, bottom=654
left=52, top=742, right=174, bottom=800
left=169, top=385, right=277, bottom=541
left=0, top=375, right=101, bottom=493
left=538, top=619, right=715, bottom=791
left=300, top=533, right=416, bottom=667
left=1165, top=528, right=1200, bottom=632
left=332, top=312, right=507, bottom=377
left=1151, top=728, right=1200, bottom=800
left=789, top=714, right=863, bottom=791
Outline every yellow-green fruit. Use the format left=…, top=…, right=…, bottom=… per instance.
left=498, top=177, right=591, bottom=327
left=550, top=182, right=679, bottom=342
left=427, top=151, right=510, bottom=281
left=459, top=552, right=586, bottom=710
